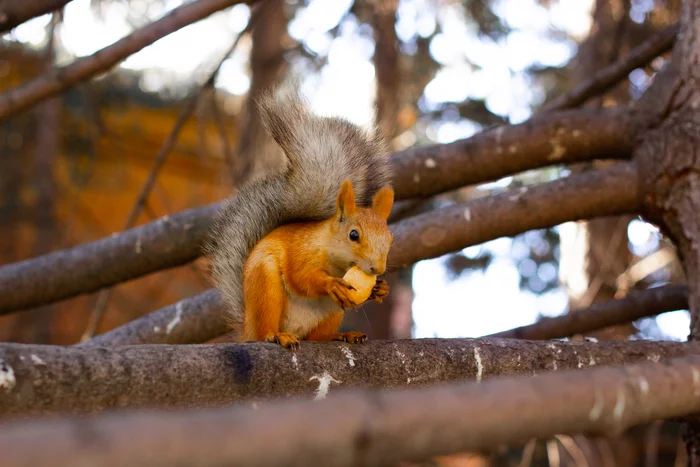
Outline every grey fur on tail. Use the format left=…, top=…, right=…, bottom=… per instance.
left=204, top=81, right=392, bottom=337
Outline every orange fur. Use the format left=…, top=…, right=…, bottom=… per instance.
left=241, top=180, right=394, bottom=348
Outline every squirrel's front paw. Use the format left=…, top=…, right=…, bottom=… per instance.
left=327, top=278, right=360, bottom=309
left=264, top=332, right=300, bottom=350
left=332, top=331, right=368, bottom=344
left=369, top=278, right=390, bottom=303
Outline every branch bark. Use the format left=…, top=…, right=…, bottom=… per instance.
left=0, top=0, right=257, bottom=120
left=3, top=352, right=700, bottom=467
left=541, top=24, right=679, bottom=112
left=1, top=339, right=697, bottom=418
left=489, top=284, right=689, bottom=340
left=0, top=108, right=633, bottom=314
left=86, top=163, right=640, bottom=346
left=0, top=0, right=72, bottom=33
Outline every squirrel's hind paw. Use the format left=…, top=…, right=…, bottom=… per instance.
left=333, top=332, right=367, bottom=344
left=265, top=332, right=301, bottom=350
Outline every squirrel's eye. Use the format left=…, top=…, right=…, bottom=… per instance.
left=349, top=230, right=360, bottom=242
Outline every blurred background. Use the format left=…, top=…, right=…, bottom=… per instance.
left=0, top=0, right=687, bottom=345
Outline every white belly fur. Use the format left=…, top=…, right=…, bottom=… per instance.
left=282, top=291, right=339, bottom=336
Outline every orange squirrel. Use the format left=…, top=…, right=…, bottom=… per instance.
left=205, top=81, right=394, bottom=349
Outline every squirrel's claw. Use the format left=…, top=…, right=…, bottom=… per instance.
left=333, top=331, right=368, bottom=344
left=369, top=278, right=390, bottom=303
left=266, top=332, right=300, bottom=350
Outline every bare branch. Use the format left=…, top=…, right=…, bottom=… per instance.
left=489, top=284, right=689, bottom=340
left=86, top=163, right=639, bottom=346
left=389, top=162, right=639, bottom=270
left=0, top=339, right=696, bottom=418
left=2, top=351, right=700, bottom=467
left=0, top=0, right=71, bottom=33
left=392, top=107, right=632, bottom=199
left=0, top=0, right=258, bottom=121
left=541, top=24, right=679, bottom=112
left=0, top=108, right=633, bottom=315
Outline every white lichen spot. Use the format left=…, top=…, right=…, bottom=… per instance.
left=166, top=302, right=183, bottom=334
left=589, top=389, right=604, bottom=421
left=547, top=343, right=557, bottom=350
left=407, top=377, right=412, bottom=383
left=135, top=234, right=142, bottom=254
left=30, top=354, right=45, bottom=365
left=692, top=367, right=700, bottom=396
left=425, top=158, right=437, bottom=168
left=413, top=173, right=420, bottom=183
left=584, top=337, right=598, bottom=343
left=552, top=360, right=558, bottom=371
left=647, top=354, right=660, bottom=363
left=474, top=347, right=484, bottom=382
left=419, top=351, right=424, bottom=357
left=153, top=326, right=161, bottom=333
left=589, top=356, right=596, bottom=366
left=494, top=126, right=505, bottom=143
left=508, top=145, right=517, bottom=154
left=395, top=349, right=407, bottom=367
left=0, top=361, right=15, bottom=391
left=309, top=372, right=340, bottom=400
left=638, top=376, right=649, bottom=396
left=251, top=402, right=259, bottom=410
left=548, top=143, right=566, bottom=161
left=613, top=387, right=626, bottom=422
left=341, top=347, right=355, bottom=367
left=463, top=208, right=472, bottom=222
left=292, top=354, right=299, bottom=371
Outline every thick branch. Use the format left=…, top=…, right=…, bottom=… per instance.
left=0, top=0, right=256, bottom=120
left=490, top=284, right=689, bottom=340
left=389, top=162, right=639, bottom=269
left=3, top=353, right=700, bottom=467
left=0, top=108, right=632, bottom=314
left=541, top=24, right=679, bottom=112
left=87, top=163, right=640, bottom=346
left=0, top=0, right=72, bottom=33
left=0, top=339, right=696, bottom=418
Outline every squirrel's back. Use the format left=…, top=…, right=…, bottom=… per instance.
left=204, top=82, right=392, bottom=335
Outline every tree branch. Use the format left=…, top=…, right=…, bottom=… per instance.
left=0, top=0, right=72, bottom=33
left=0, top=108, right=633, bottom=315
left=1, top=339, right=697, bottom=418
left=2, top=351, right=700, bottom=466
left=389, top=162, right=639, bottom=270
left=85, top=163, right=640, bottom=346
left=541, top=24, right=679, bottom=112
left=488, top=284, right=689, bottom=340
left=0, top=0, right=257, bottom=121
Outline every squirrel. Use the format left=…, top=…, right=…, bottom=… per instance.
left=205, top=81, right=395, bottom=349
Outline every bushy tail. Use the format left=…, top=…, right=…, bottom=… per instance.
left=204, top=81, right=392, bottom=338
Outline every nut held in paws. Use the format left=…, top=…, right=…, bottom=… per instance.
left=342, top=266, right=376, bottom=303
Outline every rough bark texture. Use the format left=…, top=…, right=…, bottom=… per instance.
left=0, top=109, right=632, bottom=314
left=3, top=353, right=700, bottom=467
left=627, top=1, right=700, bottom=461
left=87, top=165, right=640, bottom=346
left=0, top=339, right=697, bottom=418
left=0, top=0, right=257, bottom=120
left=490, top=284, right=689, bottom=340
left=0, top=0, right=72, bottom=33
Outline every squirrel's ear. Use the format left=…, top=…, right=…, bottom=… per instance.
left=336, top=180, right=357, bottom=221
left=371, top=186, right=394, bottom=220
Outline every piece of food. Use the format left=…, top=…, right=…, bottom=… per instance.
left=343, top=266, right=376, bottom=303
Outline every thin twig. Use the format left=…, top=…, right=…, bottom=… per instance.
left=209, top=90, right=238, bottom=184
left=79, top=4, right=265, bottom=341
left=541, top=24, right=678, bottom=112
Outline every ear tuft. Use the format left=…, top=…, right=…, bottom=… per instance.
left=336, top=180, right=357, bottom=221
left=371, top=186, right=394, bottom=221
